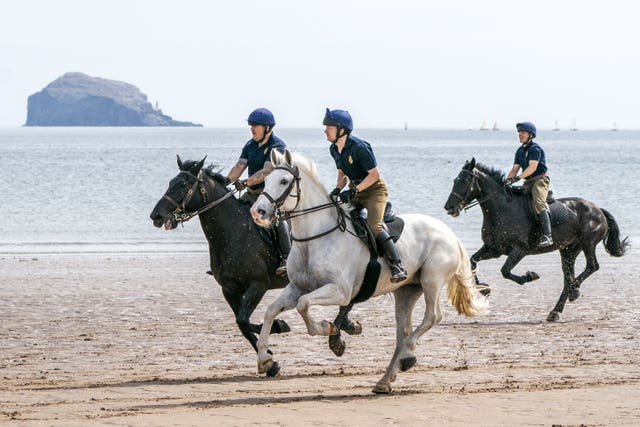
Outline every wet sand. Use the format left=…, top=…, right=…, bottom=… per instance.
left=1, top=248, right=639, bottom=425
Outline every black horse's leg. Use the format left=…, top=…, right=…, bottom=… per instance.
left=221, top=287, right=259, bottom=353
left=574, top=243, right=600, bottom=289
left=500, top=248, right=539, bottom=285
left=470, top=245, right=502, bottom=295
left=328, top=304, right=360, bottom=357
left=548, top=247, right=581, bottom=322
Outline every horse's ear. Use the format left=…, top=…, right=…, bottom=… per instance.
left=284, top=149, right=293, bottom=166
left=194, top=155, right=207, bottom=173
left=270, top=148, right=282, bottom=165
left=470, top=157, right=476, bottom=169
left=177, top=154, right=183, bottom=169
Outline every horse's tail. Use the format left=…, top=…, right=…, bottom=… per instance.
left=601, top=208, right=630, bottom=257
left=447, top=239, right=489, bottom=317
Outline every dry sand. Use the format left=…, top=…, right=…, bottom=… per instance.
left=1, top=248, right=639, bottom=426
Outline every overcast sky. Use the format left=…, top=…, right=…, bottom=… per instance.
left=1, top=0, right=639, bottom=129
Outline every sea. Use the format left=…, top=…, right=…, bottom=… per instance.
left=1, top=127, right=638, bottom=254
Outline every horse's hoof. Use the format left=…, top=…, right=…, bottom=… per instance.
left=273, top=319, right=291, bottom=334
left=329, top=335, right=346, bottom=357
left=372, top=382, right=392, bottom=394
left=568, top=288, right=580, bottom=302
left=342, top=320, right=362, bottom=335
left=321, top=320, right=339, bottom=336
left=266, top=361, right=281, bottom=377
left=525, top=271, right=540, bottom=282
left=547, top=311, right=560, bottom=322
left=476, top=284, right=491, bottom=297
left=400, top=356, right=417, bottom=372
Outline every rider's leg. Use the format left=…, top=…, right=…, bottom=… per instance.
left=274, top=220, right=291, bottom=276
left=377, top=229, right=408, bottom=283
left=531, top=176, right=553, bottom=247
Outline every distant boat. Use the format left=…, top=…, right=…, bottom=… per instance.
left=404, top=121, right=408, bottom=131
left=570, top=119, right=578, bottom=131
left=611, top=122, right=619, bottom=131
left=479, top=120, right=489, bottom=131
left=552, top=120, right=560, bottom=131
left=466, top=122, right=473, bottom=131
left=492, top=121, right=499, bottom=131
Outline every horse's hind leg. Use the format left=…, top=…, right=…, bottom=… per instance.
left=548, top=247, right=580, bottom=322
left=373, top=284, right=424, bottom=394
left=257, top=285, right=302, bottom=377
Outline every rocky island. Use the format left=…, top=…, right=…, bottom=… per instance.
left=25, top=72, right=201, bottom=127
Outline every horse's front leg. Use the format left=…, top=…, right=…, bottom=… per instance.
left=470, top=245, right=501, bottom=295
left=257, top=284, right=302, bottom=377
left=297, top=283, right=352, bottom=336
left=500, top=248, right=538, bottom=285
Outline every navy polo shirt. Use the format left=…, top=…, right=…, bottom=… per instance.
left=329, top=135, right=377, bottom=181
left=514, top=141, right=547, bottom=179
left=240, top=133, right=287, bottom=189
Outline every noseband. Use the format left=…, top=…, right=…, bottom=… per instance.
left=163, top=170, right=235, bottom=223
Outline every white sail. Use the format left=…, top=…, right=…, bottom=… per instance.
left=480, top=120, right=489, bottom=131
left=552, top=119, right=560, bottom=131
left=492, top=121, right=499, bottom=131
left=570, top=119, right=578, bottom=131
left=611, top=122, right=619, bottom=131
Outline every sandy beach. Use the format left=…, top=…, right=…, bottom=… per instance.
left=1, top=248, right=639, bottom=426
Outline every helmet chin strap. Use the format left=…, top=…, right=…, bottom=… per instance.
left=330, top=127, right=348, bottom=144
left=254, top=125, right=271, bottom=143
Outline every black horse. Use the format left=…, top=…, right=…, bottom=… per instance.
left=444, top=158, right=629, bottom=322
left=150, top=156, right=359, bottom=371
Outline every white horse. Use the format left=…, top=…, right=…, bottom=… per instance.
left=251, top=149, right=488, bottom=393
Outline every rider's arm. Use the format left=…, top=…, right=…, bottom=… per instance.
left=226, top=158, right=248, bottom=182
left=246, top=160, right=274, bottom=187
left=518, top=160, right=539, bottom=180
left=506, top=164, right=521, bottom=179
left=355, top=167, right=380, bottom=192
left=335, top=169, right=348, bottom=190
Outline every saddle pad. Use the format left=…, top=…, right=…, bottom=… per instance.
left=549, top=200, right=572, bottom=226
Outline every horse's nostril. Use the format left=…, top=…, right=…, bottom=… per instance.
left=258, top=209, right=266, bottom=216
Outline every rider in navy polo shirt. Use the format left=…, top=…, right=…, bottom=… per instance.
left=324, top=108, right=407, bottom=283
left=225, top=108, right=290, bottom=274
left=505, top=121, right=553, bottom=248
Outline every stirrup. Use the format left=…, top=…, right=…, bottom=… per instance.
left=390, top=265, right=408, bottom=283
left=539, top=236, right=553, bottom=248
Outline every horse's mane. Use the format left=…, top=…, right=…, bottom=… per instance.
left=475, top=162, right=506, bottom=185
left=277, top=151, right=327, bottom=192
left=203, top=164, right=228, bottom=186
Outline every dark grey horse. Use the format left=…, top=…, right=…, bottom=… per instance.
left=444, top=158, right=629, bottom=322
left=150, top=156, right=359, bottom=375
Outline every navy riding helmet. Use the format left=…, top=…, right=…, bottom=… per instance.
left=323, top=108, right=353, bottom=132
left=248, top=108, right=276, bottom=126
left=516, top=121, right=537, bottom=138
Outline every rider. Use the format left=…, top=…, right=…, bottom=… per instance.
left=323, top=108, right=408, bottom=283
left=225, top=107, right=290, bottom=275
left=505, top=121, right=553, bottom=248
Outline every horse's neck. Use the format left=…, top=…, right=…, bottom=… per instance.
left=290, top=178, right=346, bottom=240
left=476, top=174, right=526, bottom=219
left=198, top=181, right=250, bottom=238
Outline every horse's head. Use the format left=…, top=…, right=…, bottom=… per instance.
left=444, top=157, right=479, bottom=217
left=150, top=154, right=213, bottom=230
left=251, top=149, right=300, bottom=227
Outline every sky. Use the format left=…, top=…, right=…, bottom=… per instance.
left=1, top=0, right=639, bottom=129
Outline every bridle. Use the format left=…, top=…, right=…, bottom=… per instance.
left=163, top=170, right=236, bottom=223
left=260, top=163, right=348, bottom=242
left=451, top=167, right=507, bottom=211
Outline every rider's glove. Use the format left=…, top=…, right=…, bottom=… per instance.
left=329, top=187, right=341, bottom=200
left=505, top=176, right=520, bottom=185
left=234, top=179, right=248, bottom=191
left=339, top=189, right=356, bottom=203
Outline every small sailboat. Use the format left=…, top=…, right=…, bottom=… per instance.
left=404, top=121, right=408, bottom=131
left=552, top=120, right=560, bottom=131
left=492, top=121, right=499, bottom=131
left=570, top=119, right=578, bottom=131
left=466, top=121, right=473, bottom=131
left=611, top=122, right=619, bottom=131
left=479, top=120, right=489, bottom=131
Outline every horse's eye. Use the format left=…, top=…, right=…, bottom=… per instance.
left=280, top=178, right=288, bottom=185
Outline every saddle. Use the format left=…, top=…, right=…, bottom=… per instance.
left=349, top=202, right=405, bottom=257
left=509, top=186, right=570, bottom=226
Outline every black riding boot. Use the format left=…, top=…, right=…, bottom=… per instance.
left=274, top=220, right=291, bottom=276
left=538, top=209, right=553, bottom=248
left=376, top=230, right=408, bottom=283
